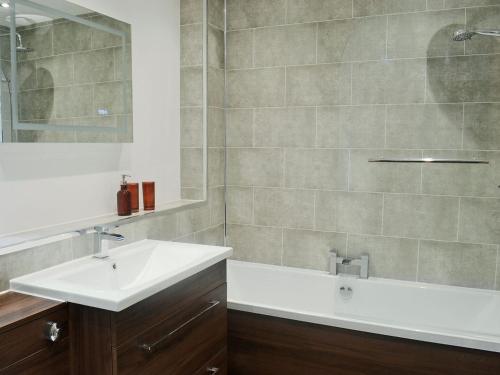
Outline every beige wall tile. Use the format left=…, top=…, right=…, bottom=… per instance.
left=208, top=108, right=225, bottom=147
left=350, top=150, right=422, bottom=193
left=315, top=192, right=383, bottom=234
left=181, top=0, right=203, bottom=25
left=226, top=109, right=254, bottom=147
left=209, top=186, right=226, bottom=225
left=227, top=0, right=286, bottom=30
left=228, top=68, right=286, bottom=107
left=181, top=107, right=203, bottom=148
left=464, top=103, right=500, bottom=150
left=387, top=9, right=465, bottom=58
left=463, top=6, right=500, bottom=55
left=254, top=107, right=316, bottom=147
left=353, top=0, right=426, bottom=16
left=283, top=229, right=347, bottom=271
left=348, top=234, right=418, bottom=280
left=255, top=24, right=316, bottom=67
left=383, top=194, right=459, bottom=241
left=227, top=224, right=283, bottom=264
left=254, top=188, right=315, bottom=229
left=208, top=25, right=225, bottom=68
left=386, top=104, right=463, bottom=149
left=36, top=55, right=74, bottom=88
left=318, top=17, right=386, bottom=63
left=427, top=55, right=500, bottom=103
left=208, top=148, right=225, bottom=187
left=227, top=30, right=253, bottom=69
left=459, top=197, right=500, bottom=244
left=445, top=0, right=500, bottom=8
left=195, top=225, right=225, bottom=246
left=287, top=64, right=351, bottom=106
left=352, top=59, right=426, bottom=104
left=418, top=240, right=497, bottom=289
left=208, top=67, right=225, bottom=107
left=181, top=148, right=203, bottom=188
left=285, top=149, right=348, bottom=190
left=181, top=24, right=202, bottom=67
left=227, top=148, right=283, bottom=186
left=227, top=187, right=254, bottom=224
left=287, top=0, right=353, bottom=23
left=181, top=67, right=202, bottom=107
left=422, top=151, right=500, bottom=197
left=317, top=105, right=385, bottom=148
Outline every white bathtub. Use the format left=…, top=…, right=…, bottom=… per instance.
left=227, top=260, right=500, bottom=353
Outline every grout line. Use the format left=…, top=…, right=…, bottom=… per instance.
left=224, top=223, right=500, bottom=247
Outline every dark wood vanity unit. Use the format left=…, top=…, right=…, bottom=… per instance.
left=228, top=310, right=500, bottom=375
left=0, top=292, right=69, bottom=375
left=70, top=261, right=228, bottom=375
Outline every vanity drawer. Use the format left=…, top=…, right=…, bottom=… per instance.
left=115, top=284, right=227, bottom=375
left=0, top=306, right=68, bottom=371
left=0, top=338, right=69, bottom=375
left=194, top=348, right=228, bottom=375
left=113, top=261, right=226, bottom=347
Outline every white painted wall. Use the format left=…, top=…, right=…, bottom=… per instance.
left=0, top=0, right=181, bottom=236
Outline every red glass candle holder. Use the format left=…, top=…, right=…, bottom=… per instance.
left=128, top=183, right=139, bottom=213
left=142, top=181, right=155, bottom=211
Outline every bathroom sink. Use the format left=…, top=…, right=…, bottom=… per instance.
left=10, top=240, right=233, bottom=311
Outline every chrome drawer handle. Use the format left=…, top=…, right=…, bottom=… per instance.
left=207, top=367, right=219, bottom=374
left=140, top=300, right=220, bottom=354
left=44, top=322, right=61, bottom=343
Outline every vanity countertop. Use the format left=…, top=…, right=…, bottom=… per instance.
left=0, top=292, right=64, bottom=334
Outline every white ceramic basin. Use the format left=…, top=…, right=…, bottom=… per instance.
left=10, top=240, right=232, bottom=311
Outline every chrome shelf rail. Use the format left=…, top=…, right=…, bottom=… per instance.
left=368, top=158, right=490, bottom=164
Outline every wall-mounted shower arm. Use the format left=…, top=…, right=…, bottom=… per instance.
left=453, top=29, right=500, bottom=41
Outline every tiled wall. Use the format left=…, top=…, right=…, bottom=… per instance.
left=181, top=0, right=225, bottom=200
left=3, top=14, right=133, bottom=143
left=225, top=0, right=500, bottom=290
left=0, top=0, right=226, bottom=292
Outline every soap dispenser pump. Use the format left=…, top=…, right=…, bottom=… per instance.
left=117, top=174, right=132, bottom=216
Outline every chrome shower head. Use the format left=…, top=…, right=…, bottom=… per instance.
left=16, top=46, right=33, bottom=53
left=453, top=29, right=475, bottom=41
left=15, top=32, right=33, bottom=53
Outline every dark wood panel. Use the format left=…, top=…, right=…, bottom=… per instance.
left=114, top=261, right=226, bottom=347
left=115, top=285, right=227, bottom=375
left=229, top=310, right=500, bottom=375
left=0, top=338, right=69, bottom=375
left=69, top=304, right=113, bottom=375
left=0, top=306, right=68, bottom=370
left=194, top=347, right=228, bottom=375
left=0, top=292, right=65, bottom=335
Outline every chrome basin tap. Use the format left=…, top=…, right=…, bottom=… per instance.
left=93, top=225, right=125, bottom=259
left=329, top=250, right=369, bottom=279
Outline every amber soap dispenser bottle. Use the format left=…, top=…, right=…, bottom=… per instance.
left=117, top=174, right=132, bottom=216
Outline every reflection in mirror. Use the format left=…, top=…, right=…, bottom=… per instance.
left=0, top=0, right=133, bottom=143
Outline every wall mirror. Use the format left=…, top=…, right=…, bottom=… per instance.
left=0, top=0, right=132, bottom=143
